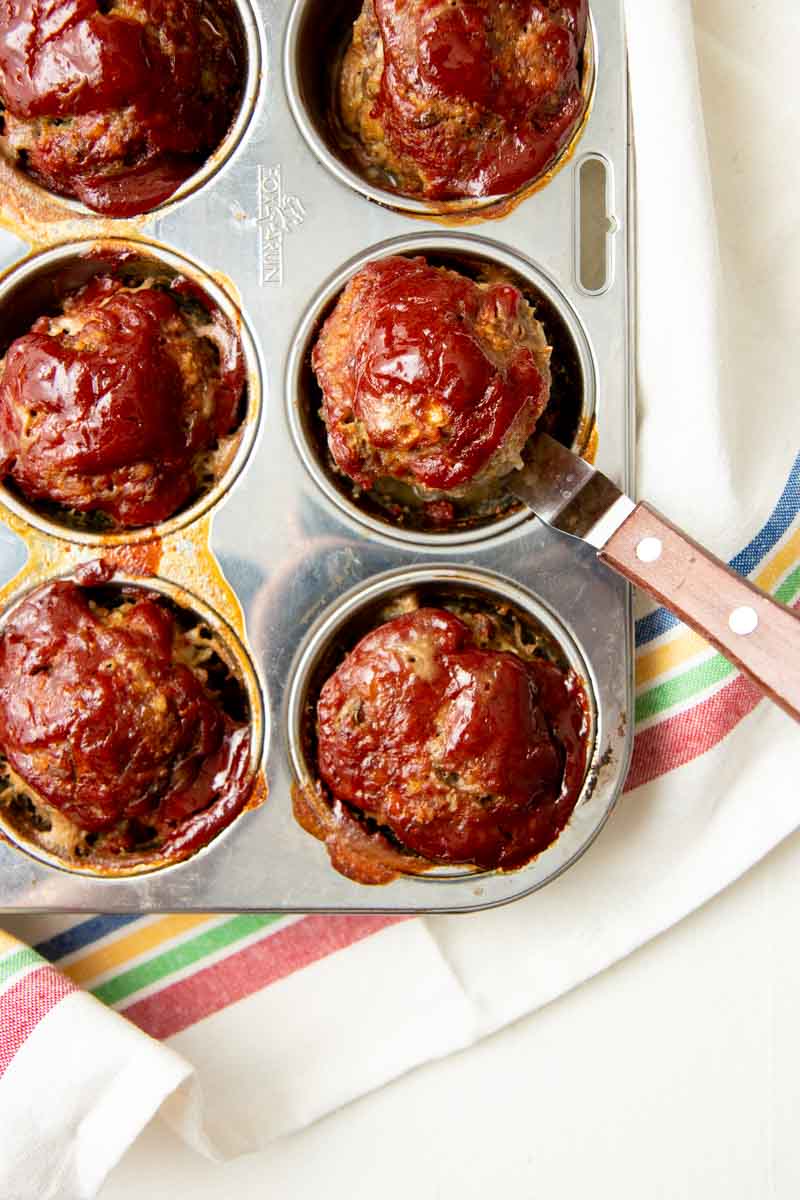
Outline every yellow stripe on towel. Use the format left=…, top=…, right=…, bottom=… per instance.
left=65, top=914, right=213, bottom=986
left=0, top=930, right=21, bottom=955
left=755, top=525, right=800, bottom=592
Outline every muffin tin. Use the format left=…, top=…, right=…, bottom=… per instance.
left=0, top=0, right=633, bottom=912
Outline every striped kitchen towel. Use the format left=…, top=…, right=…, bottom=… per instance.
left=2, top=0, right=800, bottom=1195
left=0, top=929, right=203, bottom=1200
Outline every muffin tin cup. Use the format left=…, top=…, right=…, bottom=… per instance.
left=0, top=238, right=263, bottom=546
left=0, top=0, right=633, bottom=912
left=286, top=232, right=598, bottom=547
left=0, top=570, right=267, bottom=879
left=0, top=0, right=264, bottom=227
left=286, top=564, right=602, bottom=885
left=283, top=0, right=597, bottom=220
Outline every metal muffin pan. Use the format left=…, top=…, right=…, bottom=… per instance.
left=0, top=0, right=633, bottom=912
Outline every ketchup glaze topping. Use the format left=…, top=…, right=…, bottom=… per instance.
left=0, top=270, right=245, bottom=528
left=315, top=606, right=590, bottom=873
left=312, top=255, right=549, bottom=495
left=341, top=0, right=589, bottom=200
left=0, top=0, right=244, bottom=215
left=0, top=579, right=251, bottom=860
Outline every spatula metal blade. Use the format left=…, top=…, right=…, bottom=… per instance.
left=508, top=434, right=635, bottom=549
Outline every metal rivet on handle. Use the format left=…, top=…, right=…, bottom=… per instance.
left=636, top=537, right=662, bottom=563
left=729, top=606, right=759, bottom=636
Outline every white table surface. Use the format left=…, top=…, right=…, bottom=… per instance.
left=100, top=828, right=800, bottom=1198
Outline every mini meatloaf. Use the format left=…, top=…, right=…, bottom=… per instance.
left=311, top=255, right=551, bottom=507
left=339, top=0, right=589, bottom=199
left=0, top=0, right=244, bottom=216
left=295, top=602, right=591, bottom=884
left=0, top=578, right=252, bottom=869
left=0, top=270, right=245, bottom=529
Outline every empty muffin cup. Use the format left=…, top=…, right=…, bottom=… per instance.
left=286, top=564, right=597, bottom=885
left=286, top=233, right=596, bottom=546
left=284, top=0, right=595, bottom=218
left=0, top=239, right=262, bottom=545
left=0, top=569, right=266, bottom=876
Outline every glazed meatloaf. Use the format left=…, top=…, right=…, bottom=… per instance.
left=339, top=0, right=588, bottom=199
left=0, top=269, right=245, bottom=529
left=0, top=576, right=252, bottom=869
left=311, top=255, right=551, bottom=510
left=0, top=0, right=244, bottom=216
left=295, top=600, right=591, bottom=884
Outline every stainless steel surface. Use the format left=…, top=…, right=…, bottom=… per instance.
left=0, top=0, right=634, bottom=912
left=509, top=433, right=636, bottom=549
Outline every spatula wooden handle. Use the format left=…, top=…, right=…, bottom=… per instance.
left=599, top=502, right=800, bottom=723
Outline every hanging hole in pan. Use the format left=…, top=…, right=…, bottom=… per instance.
left=577, top=155, right=616, bottom=295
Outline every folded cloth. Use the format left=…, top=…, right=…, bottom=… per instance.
left=0, top=931, right=207, bottom=1199
left=2, top=0, right=800, bottom=1195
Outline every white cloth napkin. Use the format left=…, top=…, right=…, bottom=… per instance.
left=0, top=933, right=208, bottom=1200
left=1, top=1, right=799, bottom=1194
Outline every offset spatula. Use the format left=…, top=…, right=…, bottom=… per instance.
left=508, top=434, right=800, bottom=723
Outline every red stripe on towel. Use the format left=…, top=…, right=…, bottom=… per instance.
left=0, top=964, right=76, bottom=1078
left=625, top=673, right=762, bottom=792
left=625, top=597, right=799, bottom=792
